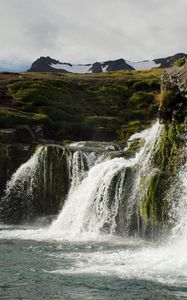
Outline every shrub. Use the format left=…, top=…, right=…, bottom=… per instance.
left=83, top=116, right=118, bottom=128
left=130, top=92, right=154, bottom=108
left=174, top=58, right=186, bottom=67
left=156, top=91, right=175, bottom=110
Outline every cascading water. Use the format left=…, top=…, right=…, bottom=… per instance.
left=1, top=121, right=187, bottom=300
left=66, top=144, right=105, bottom=192
left=49, top=121, right=163, bottom=238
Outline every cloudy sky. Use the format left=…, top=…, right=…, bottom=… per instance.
left=0, top=0, right=186, bottom=68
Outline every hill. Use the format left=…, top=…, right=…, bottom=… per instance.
left=0, top=69, right=161, bottom=143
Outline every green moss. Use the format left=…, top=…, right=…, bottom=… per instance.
left=0, top=108, right=48, bottom=128
left=132, top=79, right=160, bottom=91
left=139, top=171, right=169, bottom=229
left=82, top=116, right=118, bottom=128
left=5, top=71, right=160, bottom=141
left=0, top=144, right=10, bottom=167
left=154, top=124, right=184, bottom=174
left=130, top=92, right=155, bottom=109
left=123, top=139, right=145, bottom=158
left=140, top=172, right=160, bottom=223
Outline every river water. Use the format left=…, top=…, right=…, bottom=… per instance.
left=1, top=226, right=187, bottom=300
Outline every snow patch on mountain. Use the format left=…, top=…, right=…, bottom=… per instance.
left=51, top=60, right=161, bottom=73
left=50, top=63, right=92, bottom=73
left=101, top=65, right=108, bottom=72
left=126, top=60, right=161, bottom=70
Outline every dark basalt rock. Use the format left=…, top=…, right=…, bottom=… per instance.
left=90, top=62, right=103, bottom=73
left=33, top=125, right=45, bottom=140
left=104, top=58, right=134, bottom=71
left=28, top=56, right=69, bottom=73
left=15, top=125, right=35, bottom=143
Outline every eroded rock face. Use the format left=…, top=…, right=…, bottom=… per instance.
left=0, top=125, right=38, bottom=144
left=159, top=64, right=187, bottom=123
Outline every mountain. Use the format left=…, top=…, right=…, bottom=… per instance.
left=154, top=53, right=187, bottom=68
left=28, top=53, right=187, bottom=74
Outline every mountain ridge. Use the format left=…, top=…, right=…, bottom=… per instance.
left=28, top=53, right=187, bottom=73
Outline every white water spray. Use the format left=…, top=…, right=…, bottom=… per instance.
left=49, top=121, right=163, bottom=238
left=66, top=147, right=104, bottom=192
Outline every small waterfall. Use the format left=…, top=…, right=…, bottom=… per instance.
left=2, top=146, right=47, bottom=201
left=66, top=150, right=100, bottom=192
left=66, top=142, right=112, bottom=192
left=49, top=121, right=163, bottom=237
left=0, top=146, right=47, bottom=222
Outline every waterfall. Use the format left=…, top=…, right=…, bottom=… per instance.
left=0, top=142, right=117, bottom=224
left=66, top=142, right=115, bottom=193
left=0, top=121, right=165, bottom=236
left=2, top=146, right=47, bottom=201
left=49, top=121, right=163, bottom=238
left=0, top=146, right=47, bottom=222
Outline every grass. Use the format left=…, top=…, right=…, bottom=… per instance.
left=1, top=69, right=162, bottom=141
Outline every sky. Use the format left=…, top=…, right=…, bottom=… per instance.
left=0, top=0, right=186, bottom=69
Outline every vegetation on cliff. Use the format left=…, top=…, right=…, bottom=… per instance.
left=1, top=69, right=161, bottom=142
left=140, top=94, right=187, bottom=232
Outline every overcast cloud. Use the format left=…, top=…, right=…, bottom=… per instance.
left=0, top=0, right=186, bottom=66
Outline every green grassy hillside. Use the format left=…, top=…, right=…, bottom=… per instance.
left=0, top=69, right=161, bottom=142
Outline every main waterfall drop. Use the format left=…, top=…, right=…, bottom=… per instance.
left=49, top=121, right=163, bottom=238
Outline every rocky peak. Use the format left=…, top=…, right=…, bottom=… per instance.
left=28, top=56, right=69, bottom=73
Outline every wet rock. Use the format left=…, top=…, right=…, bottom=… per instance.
left=15, top=125, right=35, bottom=143
left=0, top=128, right=17, bottom=143
left=33, top=125, right=45, bottom=140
